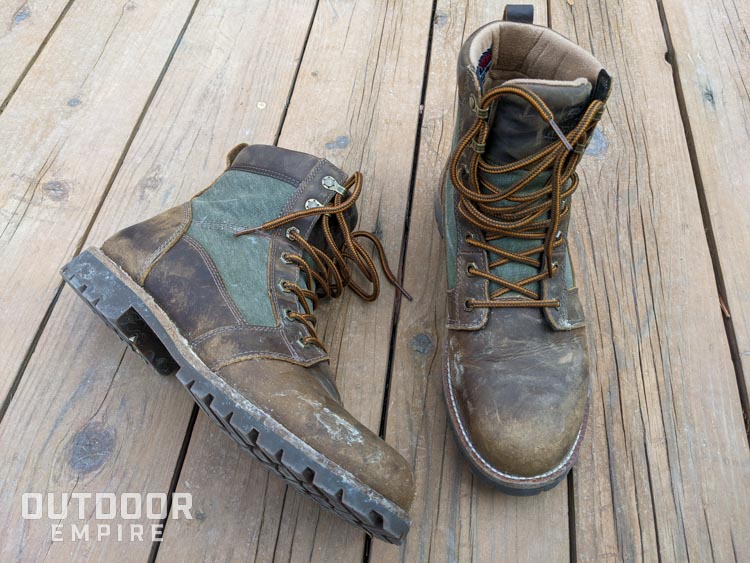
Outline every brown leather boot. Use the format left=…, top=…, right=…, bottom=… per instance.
left=438, top=6, right=611, bottom=494
left=61, top=144, right=414, bottom=542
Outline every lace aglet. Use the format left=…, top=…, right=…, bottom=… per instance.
left=395, top=281, right=413, bottom=301
left=549, top=118, right=574, bottom=152
left=234, top=226, right=262, bottom=237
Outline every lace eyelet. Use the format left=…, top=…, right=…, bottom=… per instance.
left=464, top=299, right=473, bottom=311
left=555, top=230, right=563, bottom=241
left=466, top=262, right=477, bottom=275
left=465, top=234, right=474, bottom=242
left=279, top=281, right=291, bottom=293
left=280, top=252, right=293, bottom=264
left=296, top=338, right=311, bottom=348
left=284, top=308, right=294, bottom=320
left=286, top=226, right=300, bottom=240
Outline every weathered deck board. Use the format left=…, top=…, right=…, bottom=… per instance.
left=550, top=0, right=750, bottom=560
left=157, top=1, right=434, bottom=560
left=0, top=0, right=196, bottom=408
left=0, top=293, right=195, bottom=561
left=0, top=0, right=749, bottom=560
left=660, top=0, right=750, bottom=405
left=0, top=0, right=317, bottom=559
left=370, top=2, right=570, bottom=562
left=0, top=0, right=71, bottom=107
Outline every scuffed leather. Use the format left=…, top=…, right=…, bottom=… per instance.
left=441, top=21, right=600, bottom=482
left=99, top=145, right=416, bottom=509
left=219, top=359, right=415, bottom=510
left=445, top=307, right=588, bottom=477
left=102, top=145, right=354, bottom=366
left=101, top=203, right=191, bottom=284
left=144, top=236, right=241, bottom=340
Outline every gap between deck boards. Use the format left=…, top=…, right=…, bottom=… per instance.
left=654, top=0, right=749, bottom=441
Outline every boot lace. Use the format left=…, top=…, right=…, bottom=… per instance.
left=449, top=85, right=605, bottom=309
left=235, top=172, right=410, bottom=349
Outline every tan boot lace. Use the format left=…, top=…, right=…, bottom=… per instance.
left=235, top=172, right=410, bottom=349
left=449, top=85, right=605, bottom=309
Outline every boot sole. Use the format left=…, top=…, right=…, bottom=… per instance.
left=60, top=247, right=410, bottom=544
left=441, top=338, right=588, bottom=496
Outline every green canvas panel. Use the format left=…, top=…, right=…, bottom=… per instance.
left=445, top=167, right=574, bottom=299
left=188, top=170, right=298, bottom=327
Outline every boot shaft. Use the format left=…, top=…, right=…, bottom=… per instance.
left=102, top=144, right=360, bottom=367
left=444, top=17, right=611, bottom=329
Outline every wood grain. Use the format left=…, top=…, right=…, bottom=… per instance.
left=0, top=0, right=71, bottom=106
left=157, top=1, right=435, bottom=560
left=660, top=0, right=750, bottom=410
left=371, top=2, right=571, bottom=562
left=0, top=0, right=317, bottom=559
left=0, top=0, right=197, bottom=408
left=2, top=0, right=749, bottom=560
left=550, top=0, right=750, bottom=560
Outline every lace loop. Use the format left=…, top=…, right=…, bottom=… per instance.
left=450, top=84, right=605, bottom=309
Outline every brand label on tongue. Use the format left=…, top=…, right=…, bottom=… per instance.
left=476, top=47, right=492, bottom=87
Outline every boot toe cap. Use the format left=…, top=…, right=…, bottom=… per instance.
left=219, top=360, right=415, bottom=510
left=445, top=337, right=588, bottom=481
left=463, top=399, right=585, bottom=478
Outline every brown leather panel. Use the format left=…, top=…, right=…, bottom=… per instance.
left=229, top=144, right=320, bottom=185
left=442, top=52, right=490, bottom=330
left=190, top=322, right=329, bottom=371
left=101, top=203, right=191, bottom=284
left=218, top=359, right=415, bottom=510
left=445, top=307, right=588, bottom=477
left=543, top=238, right=586, bottom=330
left=143, top=236, right=241, bottom=341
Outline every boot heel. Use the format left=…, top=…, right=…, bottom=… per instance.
left=61, top=250, right=178, bottom=376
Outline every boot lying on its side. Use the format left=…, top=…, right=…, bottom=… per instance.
left=62, top=144, right=415, bottom=543
left=438, top=5, right=612, bottom=494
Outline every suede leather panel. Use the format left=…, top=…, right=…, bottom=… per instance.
left=143, top=237, right=241, bottom=341
left=218, top=359, right=415, bottom=510
left=101, top=203, right=191, bottom=284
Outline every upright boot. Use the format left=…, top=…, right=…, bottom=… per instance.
left=438, top=6, right=611, bottom=494
left=62, top=144, right=414, bottom=543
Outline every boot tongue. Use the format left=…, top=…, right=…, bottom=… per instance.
left=484, top=78, right=592, bottom=166
left=480, top=78, right=591, bottom=300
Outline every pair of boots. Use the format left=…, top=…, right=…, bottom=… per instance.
left=62, top=8, right=610, bottom=544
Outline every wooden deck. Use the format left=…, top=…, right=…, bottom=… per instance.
left=0, top=0, right=748, bottom=560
